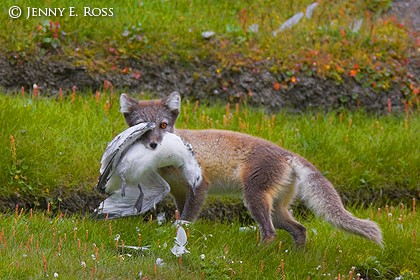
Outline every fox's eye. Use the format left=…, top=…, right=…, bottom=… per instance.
left=160, top=122, right=167, bottom=129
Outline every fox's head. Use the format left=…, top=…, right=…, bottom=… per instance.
left=120, top=92, right=181, bottom=150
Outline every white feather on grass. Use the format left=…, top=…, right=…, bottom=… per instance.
left=171, top=226, right=189, bottom=257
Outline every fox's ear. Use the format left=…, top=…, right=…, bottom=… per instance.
left=162, top=91, right=181, bottom=114
left=120, top=93, right=138, bottom=113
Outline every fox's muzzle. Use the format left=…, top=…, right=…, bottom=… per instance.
left=140, top=129, right=164, bottom=150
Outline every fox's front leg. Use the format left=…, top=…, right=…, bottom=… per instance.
left=180, top=180, right=210, bottom=221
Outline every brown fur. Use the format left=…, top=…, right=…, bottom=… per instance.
left=120, top=93, right=383, bottom=247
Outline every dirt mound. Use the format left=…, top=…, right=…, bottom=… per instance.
left=0, top=53, right=412, bottom=113
left=2, top=186, right=417, bottom=221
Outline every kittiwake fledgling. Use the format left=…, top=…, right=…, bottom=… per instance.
left=94, top=124, right=202, bottom=218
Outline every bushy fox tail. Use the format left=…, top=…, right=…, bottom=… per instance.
left=288, top=156, right=383, bottom=246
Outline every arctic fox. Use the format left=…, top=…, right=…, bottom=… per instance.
left=119, top=92, right=382, bottom=247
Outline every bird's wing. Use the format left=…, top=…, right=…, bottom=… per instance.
left=92, top=186, right=142, bottom=219
left=96, top=122, right=156, bottom=192
left=138, top=171, right=171, bottom=214
left=92, top=172, right=170, bottom=219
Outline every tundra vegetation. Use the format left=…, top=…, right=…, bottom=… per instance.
left=0, top=0, right=419, bottom=279
left=1, top=0, right=418, bottom=103
left=0, top=93, right=419, bottom=279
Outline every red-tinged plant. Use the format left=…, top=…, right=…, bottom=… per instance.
left=94, top=244, right=100, bottom=262
left=105, top=100, right=111, bottom=113
left=121, top=67, right=130, bottom=74
left=51, top=21, right=60, bottom=39
left=239, top=9, right=247, bottom=32
left=42, top=254, right=47, bottom=272
left=132, top=70, right=141, bottom=80
left=71, top=86, right=77, bottom=103
left=277, top=259, right=285, bottom=279
left=59, top=87, right=63, bottom=102
left=90, top=266, right=96, bottom=278
left=225, top=103, right=231, bottom=116
left=95, top=90, right=101, bottom=103
left=34, top=20, right=62, bottom=50
left=33, top=84, right=39, bottom=99
left=223, top=115, right=228, bottom=127
left=179, top=255, right=183, bottom=269
left=103, top=80, right=111, bottom=92
left=388, top=98, right=392, bottom=113
left=10, top=135, right=17, bottom=164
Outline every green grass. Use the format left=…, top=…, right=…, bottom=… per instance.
left=0, top=203, right=418, bottom=279
left=0, top=0, right=417, bottom=95
left=0, top=91, right=418, bottom=279
left=0, top=92, right=419, bottom=208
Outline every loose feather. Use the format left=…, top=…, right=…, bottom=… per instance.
left=171, top=226, right=189, bottom=257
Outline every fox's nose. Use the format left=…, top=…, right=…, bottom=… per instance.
left=149, top=142, right=158, bottom=149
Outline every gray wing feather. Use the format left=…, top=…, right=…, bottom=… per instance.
left=93, top=171, right=170, bottom=218
left=96, top=122, right=155, bottom=192
left=93, top=187, right=142, bottom=218
left=137, top=172, right=171, bottom=213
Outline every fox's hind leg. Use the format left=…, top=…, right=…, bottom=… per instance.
left=271, top=184, right=307, bottom=247
left=241, top=158, right=299, bottom=244
left=243, top=188, right=277, bottom=243
left=242, top=177, right=278, bottom=243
